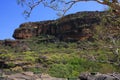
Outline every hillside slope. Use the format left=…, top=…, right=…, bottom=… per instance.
left=0, top=11, right=120, bottom=78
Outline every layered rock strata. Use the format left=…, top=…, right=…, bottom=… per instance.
left=13, top=11, right=104, bottom=41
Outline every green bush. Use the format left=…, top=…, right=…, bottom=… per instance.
left=26, top=67, right=43, bottom=74
left=7, top=62, right=15, bottom=67
left=48, top=64, right=76, bottom=78
left=0, top=53, right=15, bottom=61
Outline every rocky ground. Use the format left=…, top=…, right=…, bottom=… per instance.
left=1, top=72, right=120, bottom=80
left=79, top=72, right=120, bottom=80
left=1, top=72, right=68, bottom=80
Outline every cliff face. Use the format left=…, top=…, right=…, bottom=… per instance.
left=1, top=11, right=119, bottom=48
left=13, top=11, right=104, bottom=41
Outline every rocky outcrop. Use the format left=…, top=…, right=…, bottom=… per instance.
left=1, top=11, right=119, bottom=49
left=3, top=39, right=21, bottom=47
left=79, top=72, right=120, bottom=80
left=13, top=11, right=105, bottom=41
left=3, top=72, right=67, bottom=80
left=0, top=39, right=31, bottom=52
left=2, top=72, right=120, bottom=80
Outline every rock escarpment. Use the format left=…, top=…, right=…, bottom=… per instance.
left=1, top=11, right=120, bottom=51
left=13, top=11, right=105, bottom=41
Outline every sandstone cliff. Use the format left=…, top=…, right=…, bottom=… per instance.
left=1, top=11, right=119, bottom=48
left=13, top=11, right=105, bottom=41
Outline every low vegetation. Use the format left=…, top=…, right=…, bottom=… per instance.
left=0, top=38, right=120, bottom=78
left=0, top=13, right=120, bottom=78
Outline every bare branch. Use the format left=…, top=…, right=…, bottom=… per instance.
left=17, top=0, right=120, bottom=17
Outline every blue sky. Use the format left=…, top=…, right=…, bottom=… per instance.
left=0, top=0, right=107, bottom=40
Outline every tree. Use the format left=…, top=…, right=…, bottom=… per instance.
left=17, top=0, right=120, bottom=17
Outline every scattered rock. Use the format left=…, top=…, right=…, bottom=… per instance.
left=5, top=72, right=67, bottom=80
left=79, top=72, right=120, bottom=80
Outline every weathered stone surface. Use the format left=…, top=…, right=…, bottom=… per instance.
left=1, top=11, right=119, bottom=50
left=3, top=39, right=20, bottom=47
left=13, top=11, right=104, bottom=41
left=5, top=72, right=67, bottom=80
left=79, top=72, right=120, bottom=80
left=0, top=39, right=31, bottom=52
left=3, top=72, right=120, bottom=80
left=0, top=40, right=3, bottom=45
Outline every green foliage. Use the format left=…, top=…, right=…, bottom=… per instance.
left=0, top=39, right=120, bottom=77
left=21, top=51, right=38, bottom=62
left=47, top=53, right=117, bottom=78
left=7, top=62, right=15, bottom=67
left=49, top=63, right=83, bottom=78
left=26, top=67, right=43, bottom=74
left=24, top=56, right=36, bottom=62
left=0, top=53, right=15, bottom=61
left=0, top=49, right=8, bottom=54
left=99, top=64, right=117, bottom=73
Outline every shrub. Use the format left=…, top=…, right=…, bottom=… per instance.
left=26, top=67, right=43, bottom=74
left=0, top=53, right=15, bottom=61
left=11, top=66, right=23, bottom=73
left=48, top=64, right=73, bottom=78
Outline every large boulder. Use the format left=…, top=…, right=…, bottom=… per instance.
left=79, top=72, right=120, bottom=80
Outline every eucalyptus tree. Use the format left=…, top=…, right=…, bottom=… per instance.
left=17, top=0, right=120, bottom=17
